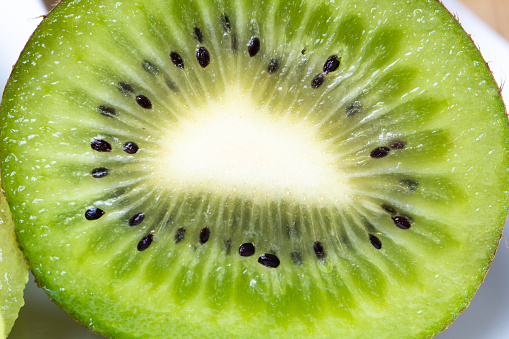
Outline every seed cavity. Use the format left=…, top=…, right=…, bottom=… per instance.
left=199, top=227, right=210, bottom=244
left=85, top=207, right=104, bottom=221
left=136, top=95, right=152, bottom=109
left=291, top=250, right=303, bottom=266
left=175, top=227, right=186, bottom=243
left=247, top=37, right=260, bottom=57
left=224, top=239, right=232, bottom=254
left=346, top=100, right=362, bottom=116
left=390, top=140, right=407, bottom=150
left=221, top=14, right=231, bottom=33
left=370, top=146, right=390, bottom=158
left=231, top=34, right=238, bottom=51
left=193, top=27, right=204, bottom=43
left=196, top=47, right=210, bottom=68
left=267, top=59, right=280, bottom=74
left=369, top=234, right=382, bottom=249
left=98, top=105, right=117, bottom=117
left=165, top=79, right=178, bottom=92
left=91, top=139, right=112, bottom=152
left=91, top=167, right=109, bottom=178
left=170, top=51, right=184, bottom=69
left=129, top=213, right=145, bottom=226
left=137, top=234, right=153, bottom=251
left=400, top=179, right=419, bottom=191
left=142, top=60, right=159, bottom=75
left=313, top=241, right=326, bottom=260
left=392, top=216, right=411, bottom=229
left=123, top=141, right=139, bottom=154
left=258, top=254, right=280, bottom=268
left=381, top=204, right=396, bottom=215
left=311, top=74, right=325, bottom=89
left=323, top=55, right=340, bottom=74
left=239, top=243, right=255, bottom=257
left=118, top=82, right=134, bottom=95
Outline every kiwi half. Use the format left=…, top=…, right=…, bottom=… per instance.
left=1, top=0, right=508, bottom=338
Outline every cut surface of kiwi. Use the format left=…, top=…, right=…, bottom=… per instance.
left=1, top=0, right=508, bottom=338
left=0, top=184, right=28, bottom=337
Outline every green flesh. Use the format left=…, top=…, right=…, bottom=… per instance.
left=1, top=0, right=509, bottom=338
left=0, top=183, right=28, bottom=336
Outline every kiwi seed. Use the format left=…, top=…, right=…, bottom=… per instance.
left=85, top=208, right=105, bottom=221
left=221, top=14, right=231, bottom=33
left=123, top=142, right=139, bottom=154
left=141, top=60, right=159, bottom=75
left=389, top=140, right=406, bottom=150
left=137, top=234, right=153, bottom=251
left=370, top=146, right=390, bottom=158
left=136, top=95, right=152, bottom=109
left=239, top=243, right=255, bottom=257
left=193, top=27, right=204, bottom=43
left=369, top=234, right=382, bottom=249
left=346, top=100, right=362, bottom=116
left=311, top=74, right=325, bottom=89
left=323, top=55, right=340, bottom=74
left=117, top=82, right=134, bottom=95
left=313, top=241, right=326, bottom=260
left=129, top=213, right=145, bottom=227
left=199, top=227, right=210, bottom=244
left=258, top=254, right=280, bottom=268
left=267, top=58, right=279, bottom=74
left=91, top=139, right=111, bottom=152
left=381, top=204, right=396, bottom=215
left=175, top=227, right=186, bottom=243
left=90, top=167, right=109, bottom=178
left=196, top=47, right=210, bottom=68
left=392, top=216, right=411, bottom=230
left=247, top=37, right=261, bottom=57
left=170, top=51, right=185, bottom=69
left=97, top=105, right=117, bottom=118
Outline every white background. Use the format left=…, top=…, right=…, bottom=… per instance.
left=1, top=0, right=509, bottom=338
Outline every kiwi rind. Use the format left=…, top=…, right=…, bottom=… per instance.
left=1, top=0, right=508, bottom=338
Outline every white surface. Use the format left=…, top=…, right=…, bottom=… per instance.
left=1, top=0, right=509, bottom=338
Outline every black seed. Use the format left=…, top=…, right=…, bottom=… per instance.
left=247, top=37, right=260, bottom=57
left=170, top=51, right=185, bottom=69
left=400, top=179, right=419, bottom=191
left=91, top=139, right=111, bottom=152
left=136, top=95, right=152, bottom=109
left=239, top=243, right=255, bottom=257
left=311, top=74, right=325, bottom=89
left=175, top=227, right=186, bottom=243
left=98, top=105, right=117, bottom=117
left=392, top=216, right=411, bottom=229
left=221, top=14, right=231, bottom=33
left=370, top=146, right=390, bottom=158
left=267, top=59, right=280, bottom=74
left=224, top=239, right=232, bottom=254
left=291, top=250, right=303, bottom=266
left=118, top=82, right=134, bottom=95
left=389, top=140, right=407, bottom=150
left=137, top=234, right=153, bottom=251
left=193, top=27, right=204, bottom=43
left=142, top=60, right=159, bottom=75
left=85, top=207, right=104, bottom=220
left=346, top=100, right=362, bottom=116
left=323, top=55, right=340, bottom=74
left=91, top=167, right=109, bottom=178
left=258, top=254, right=280, bottom=268
left=199, top=227, right=210, bottom=244
left=369, top=234, right=382, bottom=249
left=301, top=49, right=306, bottom=55
left=123, top=141, right=139, bottom=154
left=381, top=204, right=396, bottom=215
left=196, top=47, right=210, bottom=68
left=129, top=213, right=145, bottom=226
left=313, top=241, right=326, bottom=260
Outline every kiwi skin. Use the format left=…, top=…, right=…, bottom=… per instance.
left=1, top=0, right=509, bottom=338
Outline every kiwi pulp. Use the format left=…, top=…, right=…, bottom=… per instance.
left=1, top=0, right=509, bottom=338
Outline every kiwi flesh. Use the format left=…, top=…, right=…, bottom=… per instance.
left=1, top=0, right=508, bottom=338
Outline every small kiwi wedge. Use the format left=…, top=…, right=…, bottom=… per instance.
left=0, top=182, right=28, bottom=337
left=1, top=0, right=508, bottom=338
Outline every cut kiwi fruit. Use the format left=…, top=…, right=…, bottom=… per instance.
left=1, top=0, right=508, bottom=338
left=0, top=183, right=28, bottom=337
